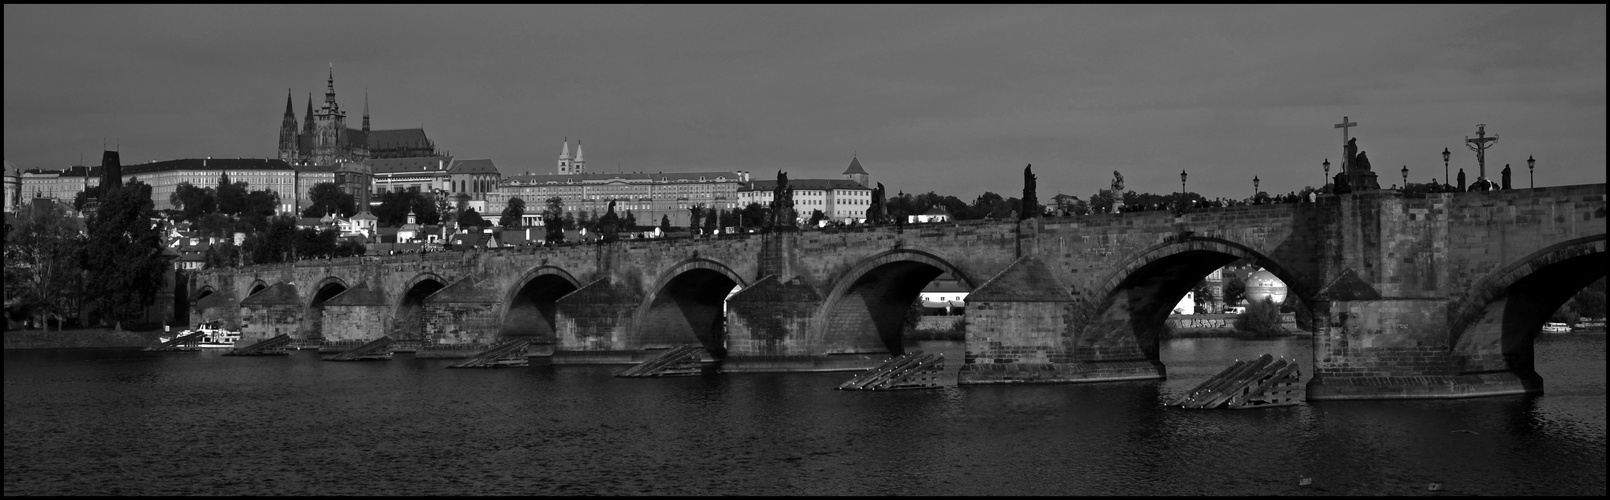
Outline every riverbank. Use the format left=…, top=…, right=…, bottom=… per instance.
left=3, top=328, right=166, bottom=350
left=1166, top=328, right=1313, bottom=339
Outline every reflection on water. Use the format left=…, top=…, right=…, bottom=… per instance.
left=4, top=335, right=1603, bottom=495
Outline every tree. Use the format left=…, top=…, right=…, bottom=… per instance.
left=170, top=182, right=216, bottom=220
left=807, top=209, right=826, bottom=227
left=718, top=209, right=735, bottom=233
left=1223, top=273, right=1246, bottom=307
left=4, top=199, right=83, bottom=329
left=80, top=181, right=166, bottom=326
left=660, top=214, right=671, bottom=232
left=499, top=197, right=526, bottom=227
left=334, top=238, right=366, bottom=258
left=73, top=184, right=109, bottom=212
left=543, top=197, right=565, bottom=244
left=374, top=188, right=440, bottom=226
left=457, top=208, right=489, bottom=229
left=241, top=215, right=298, bottom=265
left=622, top=209, right=638, bottom=231
left=215, top=173, right=249, bottom=216
left=1234, top=297, right=1286, bottom=337
left=204, top=239, right=239, bottom=269
left=738, top=203, right=768, bottom=230
left=302, top=182, right=355, bottom=218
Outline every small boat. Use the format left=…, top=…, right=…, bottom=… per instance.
left=1541, top=322, right=1571, bottom=333
left=179, top=322, right=242, bottom=348
left=1574, top=318, right=1606, bottom=331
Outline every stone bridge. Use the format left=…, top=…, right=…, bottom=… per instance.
left=190, top=184, right=1606, bottom=400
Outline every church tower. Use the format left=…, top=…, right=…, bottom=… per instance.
left=557, top=138, right=573, bottom=174
left=362, top=89, right=371, bottom=134
left=278, top=90, right=299, bottom=162
left=302, top=93, right=315, bottom=162
left=843, top=155, right=870, bottom=187
left=310, top=64, right=348, bottom=166
left=573, top=141, right=586, bottom=175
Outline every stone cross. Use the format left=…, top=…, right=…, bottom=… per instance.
left=1465, top=124, right=1498, bottom=179
left=1334, top=116, right=1357, bottom=166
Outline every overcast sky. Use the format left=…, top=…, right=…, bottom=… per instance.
left=5, top=5, right=1605, bottom=200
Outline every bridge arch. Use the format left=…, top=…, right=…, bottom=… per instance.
left=630, top=258, right=750, bottom=357
left=812, top=248, right=976, bottom=356
left=498, top=266, right=583, bottom=345
left=1080, top=236, right=1312, bottom=363
left=245, top=279, right=269, bottom=298
left=1448, top=234, right=1606, bottom=374
left=392, top=272, right=449, bottom=341
left=305, top=276, right=351, bottom=340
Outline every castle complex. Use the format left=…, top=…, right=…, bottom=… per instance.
left=277, top=65, right=438, bottom=167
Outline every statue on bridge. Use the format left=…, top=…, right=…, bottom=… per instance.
left=1021, top=164, right=1038, bottom=220
left=1501, top=164, right=1512, bottom=190
left=868, top=182, right=889, bottom=225
left=599, top=200, right=620, bottom=242
left=1111, top=171, right=1125, bottom=192
left=769, top=170, right=796, bottom=231
left=1457, top=168, right=1467, bottom=192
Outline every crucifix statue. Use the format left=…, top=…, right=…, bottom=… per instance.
left=1465, top=124, right=1499, bottom=180
left=1334, top=116, right=1357, bottom=168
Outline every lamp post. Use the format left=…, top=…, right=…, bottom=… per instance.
left=1449, top=147, right=1461, bottom=191
left=1401, top=165, right=1408, bottom=189
left=1528, top=155, right=1535, bottom=188
left=1322, top=159, right=1331, bottom=192
left=1253, top=175, right=1260, bottom=200
left=1180, top=170, right=1187, bottom=196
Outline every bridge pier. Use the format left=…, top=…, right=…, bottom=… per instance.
left=422, top=277, right=502, bottom=345
left=320, top=284, right=390, bottom=342
left=237, top=283, right=304, bottom=345
left=552, top=278, right=646, bottom=364
left=721, top=275, right=879, bottom=372
left=1306, top=295, right=1542, bottom=400
left=957, top=255, right=1166, bottom=385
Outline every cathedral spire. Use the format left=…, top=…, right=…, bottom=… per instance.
left=560, top=137, right=572, bottom=159
left=304, top=93, right=314, bottom=135
left=575, top=141, right=584, bottom=162
left=283, top=89, right=295, bottom=120
left=324, top=63, right=336, bottom=107
left=363, top=88, right=370, bottom=133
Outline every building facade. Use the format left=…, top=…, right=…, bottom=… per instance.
left=486, top=140, right=742, bottom=228
left=736, top=157, right=875, bottom=224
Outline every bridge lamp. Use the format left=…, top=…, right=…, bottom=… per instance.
left=1449, top=147, right=1461, bottom=191
left=1253, top=175, right=1260, bottom=198
left=1527, top=155, right=1535, bottom=188
left=1401, top=165, right=1408, bottom=189
left=1180, top=170, right=1187, bottom=195
left=1322, top=159, right=1331, bottom=191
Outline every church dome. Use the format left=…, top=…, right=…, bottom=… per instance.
left=1243, top=268, right=1287, bottom=305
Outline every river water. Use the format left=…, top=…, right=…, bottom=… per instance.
left=4, top=334, right=1603, bottom=495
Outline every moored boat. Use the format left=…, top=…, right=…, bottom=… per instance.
left=179, top=322, right=242, bottom=348
left=1541, top=322, right=1571, bottom=333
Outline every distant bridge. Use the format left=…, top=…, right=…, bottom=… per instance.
left=191, top=184, right=1606, bottom=400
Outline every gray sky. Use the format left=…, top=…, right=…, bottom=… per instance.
left=5, top=5, right=1605, bottom=200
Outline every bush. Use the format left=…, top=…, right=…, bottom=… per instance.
left=1234, top=297, right=1286, bottom=337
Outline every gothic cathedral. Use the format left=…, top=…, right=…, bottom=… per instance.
left=278, top=65, right=438, bottom=166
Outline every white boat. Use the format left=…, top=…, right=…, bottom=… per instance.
left=179, top=322, right=242, bottom=348
left=1541, top=322, right=1572, bottom=333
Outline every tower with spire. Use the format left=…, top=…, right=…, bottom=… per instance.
left=573, top=141, right=586, bottom=174
left=558, top=138, right=574, bottom=174
left=309, top=64, right=350, bottom=166
left=843, top=155, right=870, bottom=188
left=362, top=89, right=371, bottom=135
left=278, top=90, right=299, bottom=163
